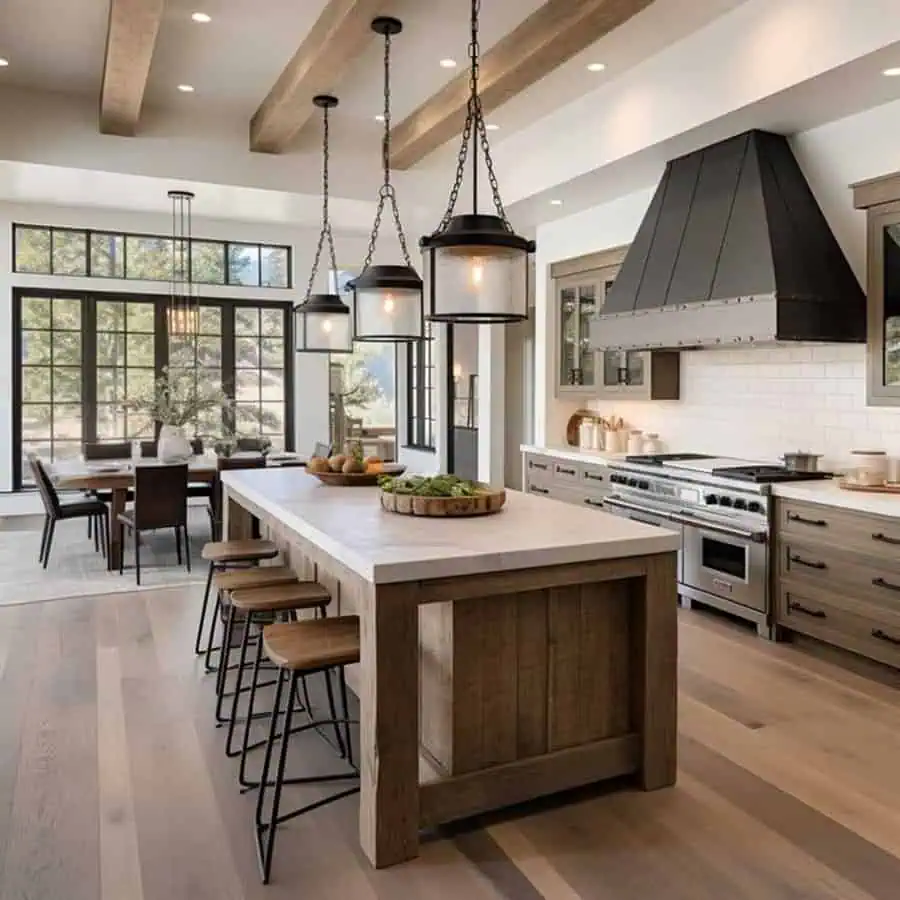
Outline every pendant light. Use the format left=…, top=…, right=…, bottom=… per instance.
left=352, top=17, right=424, bottom=343
left=294, top=95, right=353, bottom=354
left=167, top=189, right=199, bottom=336
left=420, top=0, right=535, bottom=324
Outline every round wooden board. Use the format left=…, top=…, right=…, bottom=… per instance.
left=309, top=465, right=405, bottom=487
left=839, top=478, right=900, bottom=494
left=380, top=486, right=506, bottom=517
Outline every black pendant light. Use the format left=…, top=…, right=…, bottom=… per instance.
left=167, top=189, right=199, bottom=336
left=352, top=17, right=424, bottom=343
left=420, top=0, right=535, bottom=324
left=294, top=95, right=353, bottom=354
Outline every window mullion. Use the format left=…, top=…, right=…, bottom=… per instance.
left=83, top=295, right=98, bottom=444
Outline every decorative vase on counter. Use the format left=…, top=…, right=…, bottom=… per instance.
left=158, top=424, right=193, bottom=462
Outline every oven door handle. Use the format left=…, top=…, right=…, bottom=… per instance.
left=670, top=511, right=768, bottom=544
left=602, top=496, right=673, bottom=521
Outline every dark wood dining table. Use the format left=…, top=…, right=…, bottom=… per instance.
left=50, top=453, right=306, bottom=570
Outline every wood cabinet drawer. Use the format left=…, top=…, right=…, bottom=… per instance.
left=526, top=483, right=587, bottom=507
left=777, top=580, right=900, bottom=669
left=551, top=460, right=581, bottom=484
left=777, top=499, right=900, bottom=562
left=580, top=463, right=608, bottom=493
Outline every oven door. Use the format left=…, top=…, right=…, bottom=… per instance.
left=602, top=496, right=683, bottom=582
left=679, top=515, right=767, bottom=612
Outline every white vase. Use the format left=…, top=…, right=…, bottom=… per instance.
left=158, top=425, right=193, bottom=462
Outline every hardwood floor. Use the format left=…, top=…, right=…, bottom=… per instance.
left=1, top=587, right=900, bottom=899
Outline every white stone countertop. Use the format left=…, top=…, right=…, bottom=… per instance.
left=520, top=444, right=627, bottom=466
left=222, top=468, right=679, bottom=585
left=772, top=479, right=900, bottom=519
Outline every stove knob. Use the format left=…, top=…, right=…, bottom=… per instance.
left=748, top=501, right=762, bottom=514
left=639, top=480, right=650, bottom=490
left=719, top=496, right=733, bottom=508
left=733, top=498, right=747, bottom=510
left=706, top=494, right=719, bottom=505
left=611, top=474, right=624, bottom=484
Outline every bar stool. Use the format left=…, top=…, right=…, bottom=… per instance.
left=196, top=538, right=279, bottom=668
left=216, top=580, right=332, bottom=730
left=253, top=616, right=360, bottom=884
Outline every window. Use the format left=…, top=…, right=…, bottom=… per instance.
left=13, top=224, right=291, bottom=289
left=406, top=321, right=435, bottom=450
left=13, top=289, right=294, bottom=488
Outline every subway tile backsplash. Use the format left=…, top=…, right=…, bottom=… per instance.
left=586, top=345, right=900, bottom=467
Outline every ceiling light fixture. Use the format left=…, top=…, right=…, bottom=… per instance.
left=177, top=84, right=195, bottom=92
left=420, top=0, right=535, bottom=325
left=374, top=114, right=385, bottom=122
left=191, top=11, right=211, bottom=22
left=439, top=58, right=457, bottom=68
left=352, top=17, right=423, bottom=343
left=0, top=58, right=8, bottom=67
left=883, top=67, right=900, bottom=77
left=586, top=62, right=606, bottom=72
left=485, top=123, right=499, bottom=131
left=167, top=190, right=199, bottom=337
left=294, top=95, right=352, bottom=354
left=550, top=199, right=563, bottom=206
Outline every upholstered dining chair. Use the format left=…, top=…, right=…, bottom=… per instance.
left=117, top=464, right=190, bottom=585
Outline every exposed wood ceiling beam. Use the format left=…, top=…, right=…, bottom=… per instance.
left=250, top=0, right=384, bottom=154
left=99, top=0, right=166, bottom=136
left=389, top=0, right=656, bottom=170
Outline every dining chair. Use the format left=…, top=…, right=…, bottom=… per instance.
left=117, top=464, right=190, bottom=585
left=235, top=437, right=270, bottom=453
left=28, top=454, right=109, bottom=569
left=209, top=455, right=268, bottom=541
left=83, top=441, right=131, bottom=460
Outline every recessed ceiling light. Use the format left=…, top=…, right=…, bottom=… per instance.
left=485, top=123, right=500, bottom=131
left=586, top=62, right=606, bottom=72
left=550, top=199, right=563, bottom=206
left=439, top=58, right=457, bottom=69
left=177, top=84, right=195, bottom=93
left=191, top=11, right=211, bottom=23
left=0, top=58, right=8, bottom=67
left=374, top=114, right=385, bottom=122
left=883, top=67, right=900, bottom=76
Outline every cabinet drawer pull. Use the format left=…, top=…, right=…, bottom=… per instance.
left=556, top=466, right=577, bottom=476
left=583, top=498, right=604, bottom=508
left=529, top=486, right=550, bottom=495
left=789, top=554, right=827, bottom=571
left=872, top=532, right=900, bottom=546
left=529, top=461, right=549, bottom=471
left=872, top=628, right=900, bottom=646
left=584, top=472, right=605, bottom=482
left=788, top=601, right=827, bottom=619
left=787, top=512, right=828, bottom=527
left=872, top=576, right=900, bottom=593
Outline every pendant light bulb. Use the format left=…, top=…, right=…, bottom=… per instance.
left=351, top=16, right=425, bottom=343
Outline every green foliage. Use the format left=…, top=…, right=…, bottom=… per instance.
left=121, top=365, right=232, bottom=430
left=379, top=474, right=479, bottom=497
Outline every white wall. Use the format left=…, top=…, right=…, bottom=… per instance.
left=0, top=200, right=381, bottom=491
left=534, top=98, right=900, bottom=466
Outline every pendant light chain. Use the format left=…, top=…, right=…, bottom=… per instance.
left=435, top=0, right=512, bottom=235
left=304, top=103, right=338, bottom=303
left=361, top=28, right=414, bottom=272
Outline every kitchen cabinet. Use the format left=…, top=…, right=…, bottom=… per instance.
left=523, top=451, right=610, bottom=509
left=774, top=497, right=900, bottom=669
left=551, top=248, right=680, bottom=400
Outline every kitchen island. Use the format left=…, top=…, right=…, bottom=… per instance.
left=221, top=468, right=680, bottom=869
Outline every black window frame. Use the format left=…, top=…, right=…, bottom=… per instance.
left=12, top=223, right=292, bottom=290
left=12, top=287, right=295, bottom=489
left=405, top=321, right=436, bottom=452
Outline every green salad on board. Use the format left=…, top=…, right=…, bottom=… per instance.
left=378, top=473, right=480, bottom=498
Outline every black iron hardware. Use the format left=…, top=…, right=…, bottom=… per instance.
left=788, top=601, right=826, bottom=619
left=787, top=513, right=828, bottom=527
left=872, top=532, right=900, bottom=546
left=872, top=628, right=900, bottom=646
left=789, top=554, right=827, bottom=570
left=872, top=577, right=900, bottom=593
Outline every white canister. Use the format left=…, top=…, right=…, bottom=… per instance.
left=849, top=450, right=887, bottom=486
left=579, top=420, right=593, bottom=449
left=643, top=433, right=663, bottom=455
left=627, top=430, right=644, bottom=455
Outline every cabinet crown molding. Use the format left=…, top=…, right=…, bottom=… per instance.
left=550, top=245, right=628, bottom=279
left=852, top=170, right=900, bottom=210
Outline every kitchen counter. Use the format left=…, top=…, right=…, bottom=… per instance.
left=221, top=467, right=678, bottom=869
left=520, top=443, right=627, bottom=466
left=773, top=479, right=900, bottom=519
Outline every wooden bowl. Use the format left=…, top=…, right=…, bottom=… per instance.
left=309, top=464, right=405, bottom=486
left=380, top=484, right=506, bottom=517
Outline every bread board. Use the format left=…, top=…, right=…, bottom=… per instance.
left=380, top=486, right=506, bottom=517
left=839, top=479, right=900, bottom=494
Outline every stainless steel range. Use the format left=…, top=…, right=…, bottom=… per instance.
left=604, top=453, right=831, bottom=638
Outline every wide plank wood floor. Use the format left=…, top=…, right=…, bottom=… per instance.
left=1, top=587, right=900, bottom=899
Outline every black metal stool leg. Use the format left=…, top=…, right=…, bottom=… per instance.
left=322, top=666, right=347, bottom=759
left=338, top=666, right=354, bottom=768
left=239, top=633, right=267, bottom=790
left=204, top=591, right=222, bottom=673
left=195, top=562, right=216, bottom=655
left=215, top=600, right=237, bottom=724
left=225, top=610, right=255, bottom=756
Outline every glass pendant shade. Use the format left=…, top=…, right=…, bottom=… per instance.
left=422, top=214, right=534, bottom=324
left=167, top=189, right=199, bottom=336
left=295, top=292, right=352, bottom=354
left=352, top=264, right=423, bottom=342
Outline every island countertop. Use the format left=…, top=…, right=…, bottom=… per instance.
left=221, top=467, right=679, bottom=585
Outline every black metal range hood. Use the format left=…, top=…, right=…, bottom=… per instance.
left=591, top=130, right=866, bottom=351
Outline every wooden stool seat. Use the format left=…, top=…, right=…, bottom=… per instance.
left=202, top=539, right=278, bottom=563
left=262, top=617, right=359, bottom=671
left=231, top=582, right=332, bottom=614
left=213, top=566, right=298, bottom=593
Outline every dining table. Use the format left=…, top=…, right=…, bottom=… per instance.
left=50, top=452, right=307, bottom=570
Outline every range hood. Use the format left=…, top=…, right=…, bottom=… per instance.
left=591, top=130, right=866, bottom=351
